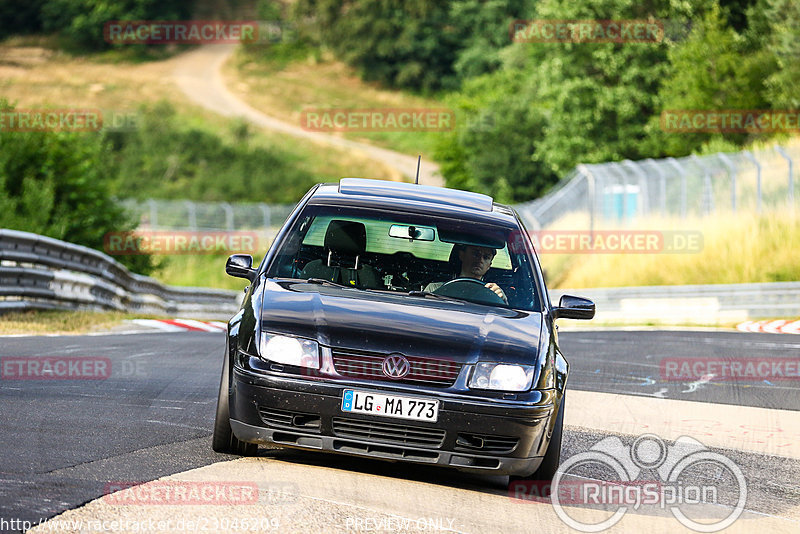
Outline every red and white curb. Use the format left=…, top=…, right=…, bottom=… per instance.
left=130, top=319, right=227, bottom=332
left=737, top=319, right=800, bottom=334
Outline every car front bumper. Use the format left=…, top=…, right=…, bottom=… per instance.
left=229, top=366, right=561, bottom=476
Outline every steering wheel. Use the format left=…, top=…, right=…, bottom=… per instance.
left=433, top=277, right=506, bottom=306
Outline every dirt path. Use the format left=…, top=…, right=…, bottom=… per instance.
left=173, top=45, right=443, bottom=187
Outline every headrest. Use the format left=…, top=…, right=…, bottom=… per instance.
left=448, top=244, right=465, bottom=272
left=324, top=220, right=367, bottom=255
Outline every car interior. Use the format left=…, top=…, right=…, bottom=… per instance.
left=270, top=215, right=541, bottom=311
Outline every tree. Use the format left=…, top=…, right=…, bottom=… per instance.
left=435, top=66, right=551, bottom=202
left=39, top=0, right=194, bottom=51
left=644, top=2, right=776, bottom=156
left=438, top=0, right=690, bottom=199
left=291, top=0, right=532, bottom=92
left=761, top=0, right=800, bottom=108
left=0, top=100, right=156, bottom=274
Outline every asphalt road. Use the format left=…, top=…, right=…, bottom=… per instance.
left=1, top=330, right=799, bottom=532
left=561, top=329, right=800, bottom=410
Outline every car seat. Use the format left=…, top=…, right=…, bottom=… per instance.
left=300, top=220, right=380, bottom=288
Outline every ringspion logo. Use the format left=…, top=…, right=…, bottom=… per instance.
left=541, top=434, right=747, bottom=532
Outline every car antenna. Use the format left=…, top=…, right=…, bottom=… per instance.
left=415, top=155, right=421, bottom=185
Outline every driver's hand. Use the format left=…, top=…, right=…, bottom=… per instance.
left=485, top=283, right=508, bottom=304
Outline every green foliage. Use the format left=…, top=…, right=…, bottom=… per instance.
left=645, top=2, right=776, bottom=157
left=761, top=0, right=800, bottom=108
left=0, top=0, right=46, bottom=39
left=438, top=0, right=688, bottom=198
left=105, top=102, right=318, bottom=203
left=291, top=0, right=531, bottom=92
left=0, top=100, right=156, bottom=274
left=435, top=68, right=552, bottom=202
left=35, top=0, right=194, bottom=51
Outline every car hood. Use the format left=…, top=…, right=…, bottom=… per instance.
left=259, top=280, right=543, bottom=365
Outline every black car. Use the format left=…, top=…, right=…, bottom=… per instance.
left=212, top=178, right=594, bottom=481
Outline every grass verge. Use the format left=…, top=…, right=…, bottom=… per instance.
left=0, top=310, right=162, bottom=335
left=224, top=45, right=449, bottom=159
left=0, top=42, right=397, bottom=188
left=154, top=254, right=261, bottom=290
left=542, top=210, right=800, bottom=289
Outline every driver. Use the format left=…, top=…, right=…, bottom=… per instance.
left=425, top=245, right=507, bottom=303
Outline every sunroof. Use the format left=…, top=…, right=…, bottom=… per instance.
left=338, top=178, right=494, bottom=212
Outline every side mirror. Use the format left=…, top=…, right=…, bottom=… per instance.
left=225, top=254, right=257, bottom=281
left=553, top=295, right=595, bottom=320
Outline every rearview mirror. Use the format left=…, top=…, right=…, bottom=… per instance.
left=225, top=254, right=257, bottom=281
left=553, top=295, right=595, bottom=320
left=388, top=224, right=435, bottom=241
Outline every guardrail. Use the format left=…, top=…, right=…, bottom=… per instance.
left=551, top=282, right=800, bottom=325
left=0, top=229, right=240, bottom=320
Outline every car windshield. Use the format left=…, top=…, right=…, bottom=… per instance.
left=265, top=203, right=542, bottom=311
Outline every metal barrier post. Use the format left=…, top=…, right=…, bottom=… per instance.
left=665, top=158, right=687, bottom=218
left=776, top=146, right=794, bottom=208
left=577, top=164, right=595, bottom=235
left=221, top=203, right=234, bottom=230
left=623, top=159, right=650, bottom=217
left=691, top=155, right=715, bottom=215
left=644, top=159, right=667, bottom=216
left=259, top=203, right=272, bottom=229
left=717, top=153, right=737, bottom=212
left=744, top=151, right=762, bottom=212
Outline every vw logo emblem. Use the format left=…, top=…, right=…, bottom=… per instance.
left=382, top=354, right=410, bottom=379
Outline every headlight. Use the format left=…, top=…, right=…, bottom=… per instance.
left=468, top=362, right=535, bottom=392
left=259, top=333, right=319, bottom=369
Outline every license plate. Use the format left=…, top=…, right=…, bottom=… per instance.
left=341, top=389, right=439, bottom=423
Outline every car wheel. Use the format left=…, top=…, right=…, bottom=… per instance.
left=512, top=392, right=565, bottom=483
left=212, top=349, right=258, bottom=456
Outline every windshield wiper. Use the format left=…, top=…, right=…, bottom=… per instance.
left=406, top=290, right=465, bottom=303
left=306, top=277, right=358, bottom=289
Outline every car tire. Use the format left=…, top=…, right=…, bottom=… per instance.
left=212, top=349, right=258, bottom=456
left=512, top=392, right=565, bottom=483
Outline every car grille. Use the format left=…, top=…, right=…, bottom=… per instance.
left=332, top=417, right=446, bottom=448
left=331, top=348, right=461, bottom=387
left=259, top=407, right=322, bottom=432
left=455, top=433, right=519, bottom=453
